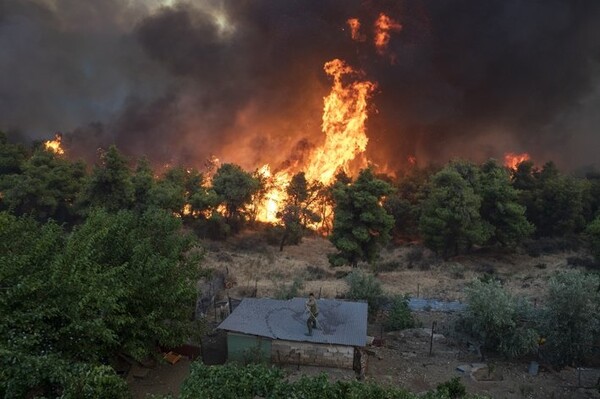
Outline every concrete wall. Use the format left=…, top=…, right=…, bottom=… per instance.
left=271, top=339, right=354, bottom=369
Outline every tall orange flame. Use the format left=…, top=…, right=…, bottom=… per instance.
left=255, top=59, right=376, bottom=224
left=504, top=152, right=530, bottom=170
left=44, top=133, right=64, bottom=155
left=305, top=59, right=376, bottom=184
left=374, top=13, right=402, bottom=55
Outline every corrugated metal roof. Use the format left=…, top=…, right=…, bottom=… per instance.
left=217, top=298, right=368, bottom=347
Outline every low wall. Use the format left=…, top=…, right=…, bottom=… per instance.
left=271, top=340, right=354, bottom=369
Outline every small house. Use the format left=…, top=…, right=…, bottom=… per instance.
left=217, top=297, right=368, bottom=370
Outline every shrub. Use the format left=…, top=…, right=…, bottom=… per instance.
left=539, top=270, right=600, bottom=367
left=463, top=279, right=538, bottom=358
left=303, top=265, right=330, bottom=280
left=406, top=247, right=424, bottom=265
left=273, top=276, right=304, bottom=300
left=178, top=362, right=492, bottom=399
left=376, top=259, right=403, bottom=272
left=196, top=213, right=231, bottom=240
left=345, top=270, right=384, bottom=315
left=263, top=225, right=285, bottom=246
left=385, top=295, right=416, bottom=331
left=566, top=256, right=598, bottom=270
left=436, top=377, right=467, bottom=399
left=523, top=236, right=581, bottom=257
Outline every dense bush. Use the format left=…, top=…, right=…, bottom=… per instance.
left=463, top=279, right=538, bottom=358
left=0, top=210, right=200, bottom=397
left=303, top=265, right=331, bottom=280
left=385, top=295, right=416, bottom=331
left=436, top=377, right=467, bottom=399
left=539, top=271, right=600, bottom=367
left=178, top=362, right=490, bottom=399
left=273, top=276, right=305, bottom=300
left=523, top=236, right=581, bottom=257
left=345, top=270, right=384, bottom=314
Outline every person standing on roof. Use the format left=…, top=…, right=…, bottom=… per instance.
left=305, top=293, right=319, bottom=336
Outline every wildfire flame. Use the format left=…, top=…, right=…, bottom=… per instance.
left=374, top=13, right=402, bottom=55
left=305, top=59, right=376, bottom=184
left=44, top=133, right=64, bottom=155
left=346, top=18, right=365, bottom=42
left=504, top=152, right=530, bottom=170
left=255, top=59, right=376, bottom=224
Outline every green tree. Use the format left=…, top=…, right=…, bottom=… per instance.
left=1, top=148, right=86, bottom=223
left=0, top=209, right=200, bottom=397
left=61, top=208, right=200, bottom=359
left=419, top=168, right=491, bottom=258
left=0, top=132, right=27, bottom=177
left=532, top=173, right=585, bottom=237
left=150, top=166, right=210, bottom=217
left=464, top=279, right=538, bottom=358
left=586, top=215, right=600, bottom=262
left=513, top=161, right=585, bottom=237
left=539, top=271, right=600, bottom=367
left=583, top=171, right=600, bottom=222
left=79, top=145, right=134, bottom=212
left=328, top=168, right=394, bottom=267
left=384, top=166, right=434, bottom=239
left=278, top=172, right=322, bottom=251
left=131, top=157, right=155, bottom=213
left=212, top=163, right=260, bottom=228
left=385, top=295, right=416, bottom=331
left=478, top=160, right=534, bottom=246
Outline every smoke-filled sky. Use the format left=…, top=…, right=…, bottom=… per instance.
left=2, top=0, right=600, bottom=171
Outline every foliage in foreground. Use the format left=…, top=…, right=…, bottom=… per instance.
left=176, top=362, right=489, bottom=399
left=0, top=209, right=200, bottom=398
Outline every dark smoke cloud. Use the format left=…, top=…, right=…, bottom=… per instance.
left=1, top=0, right=599, bottom=171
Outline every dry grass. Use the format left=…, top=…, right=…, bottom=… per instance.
left=200, top=231, right=586, bottom=304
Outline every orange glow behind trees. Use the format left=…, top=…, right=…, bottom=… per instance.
left=504, top=152, right=530, bottom=170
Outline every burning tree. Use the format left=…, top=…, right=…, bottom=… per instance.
left=212, top=163, right=260, bottom=229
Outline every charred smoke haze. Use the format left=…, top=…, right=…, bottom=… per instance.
left=2, top=0, right=600, bottom=171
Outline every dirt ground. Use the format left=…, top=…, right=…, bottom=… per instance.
left=128, top=358, right=191, bottom=399
left=366, top=313, right=600, bottom=399
left=128, top=232, right=600, bottom=399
